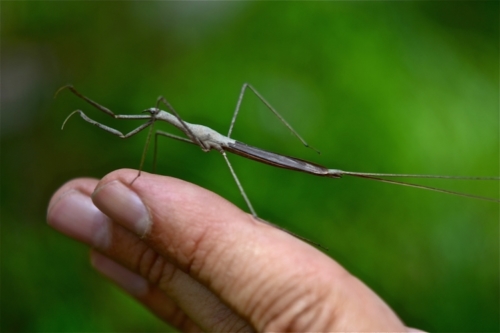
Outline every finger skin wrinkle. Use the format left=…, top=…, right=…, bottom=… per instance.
left=281, top=288, right=333, bottom=332
left=145, top=189, right=216, bottom=275
left=243, top=265, right=280, bottom=327
left=136, top=246, right=168, bottom=285
left=251, top=264, right=341, bottom=332
left=178, top=221, right=212, bottom=277
left=193, top=231, right=238, bottom=289
left=262, top=278, right=333, bottom=332
left=256, top=276, right=309, bottom=331
left=169, top=206, right=238, bottom=286
left=190, top=227, right=261, bottom=316
left=173, top=223, right=256, bottom=333
left=164, top=303, right=196, bottom=332
left=108, top=228, right=145, bottom=263
left=110, top=226, right=171, bottom=287
left=206, top=304, right=253, bottom=333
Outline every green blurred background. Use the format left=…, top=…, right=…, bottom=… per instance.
left=1, top=1, right=498, bottom=332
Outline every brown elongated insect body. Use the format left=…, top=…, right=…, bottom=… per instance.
left=56, top=83, right=500, bottom=219
left=226, top=141, right=338, bottom=177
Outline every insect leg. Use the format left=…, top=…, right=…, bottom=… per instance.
left=221, top=151, right=257, bottom=217
left=155, top=96, right=209, bottom=151
left=62, top=110, right=152, bottom=138
left=152, top=130, right=195, bottom=173
left=227, top=83, right=320, bottom=154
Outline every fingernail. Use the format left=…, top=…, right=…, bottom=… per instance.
left=47, top=190, right=111, bottom=249
left=92, top=181, right=151, bottom=237
left=90, top=251, right=149, bottom=297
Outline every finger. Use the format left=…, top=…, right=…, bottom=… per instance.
left=47, top=178, right=251, bottom=332
left=92, top=169, right=408, bottom=331
left=47, top=179, right=199, bottom=331
left=90, top=251, right=201, bottom=332
left=47, top=178, right=107, bottom=246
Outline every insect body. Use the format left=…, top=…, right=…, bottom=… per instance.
left=57, top=84, right=499, bottom=217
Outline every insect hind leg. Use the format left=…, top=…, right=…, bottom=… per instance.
left=227, top=83, right=320, bottom=154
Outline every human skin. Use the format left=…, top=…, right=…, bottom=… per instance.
left=47, top=169, right=422, bottom=332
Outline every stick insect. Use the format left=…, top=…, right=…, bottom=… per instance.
left=56, top=84, right=499, bottom=219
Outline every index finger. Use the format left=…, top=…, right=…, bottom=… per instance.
left=92, top=169, right=407, bottom=331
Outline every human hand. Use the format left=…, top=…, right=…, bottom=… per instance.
left=47, top=169, right=422, bottom=332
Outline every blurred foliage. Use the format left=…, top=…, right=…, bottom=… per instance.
left=1, top=2, right=498, bottom=332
